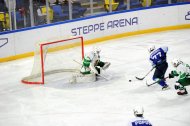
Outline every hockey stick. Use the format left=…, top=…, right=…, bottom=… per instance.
left=146, top=76, right=169, bottom=87
left=97, top=73, right=109, bottom=81
left=73, top=59, right=82, bottom=65
left=135, top=67, right=155, bottom=80
left=73, top=59, right=109, bottom=81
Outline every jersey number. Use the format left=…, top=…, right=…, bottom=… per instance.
left=151, top=52, right=162, bottom=60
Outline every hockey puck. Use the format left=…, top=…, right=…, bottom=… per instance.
left=129, top=80, right=132, bottom=82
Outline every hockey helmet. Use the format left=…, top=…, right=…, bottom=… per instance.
left=172, top=59, right=181, bottom=67
left=93, top=46, right=101, bottom=54
left=148, top=45, right=155, bottom=53
left=133, top=106, right=144, bottom=116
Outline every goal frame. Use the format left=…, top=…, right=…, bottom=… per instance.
left=21, top=36, right=84, bottom=84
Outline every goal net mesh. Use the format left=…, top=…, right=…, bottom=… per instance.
left=21, top=36, right=84, bottom=84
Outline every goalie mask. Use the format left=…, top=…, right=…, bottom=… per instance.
left=148, top=45, right=155, bottom=53
left=93, top=46, right=101, bottom=54
left=133, top=106, right=144, bottom=117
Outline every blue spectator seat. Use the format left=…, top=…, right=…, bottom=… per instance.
left=62, top=5, right=80, bottom=19
left=116, top=3, right=127, bottom=11
left=114, top=0, right=127, bottom=11
left=73, top=2, right=87, bottom=17
left=12, top=11, right=24, bottom=29
left=153, top=0, right=168, bottom=5
left=130, top=0, right=142, bottom=9
left=153, top=0, right=177, bottom=5
left=51, top=5, right=69, bottom=22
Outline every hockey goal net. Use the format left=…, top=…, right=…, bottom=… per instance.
left=21, top=36, right=84, bottom=84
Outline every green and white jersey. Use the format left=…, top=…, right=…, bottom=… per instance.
left=80, top=51, right=100, bottom=75
left=172, top=62, right=190, bottom=80
left=80, top=56, right=91, bottom=74
left=83, top=56, right=91, bottom=67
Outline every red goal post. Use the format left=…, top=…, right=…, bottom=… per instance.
left=21, top=36, right=84, bottom=84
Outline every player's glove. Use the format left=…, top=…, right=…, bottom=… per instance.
left=169, top=71, right=176, bottom=78
left=169, top=73, right=174, bottom=78
left=174, top=83, right=180, bottom=90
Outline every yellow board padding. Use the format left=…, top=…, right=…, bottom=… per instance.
left=0, top=52, right=34, bottom=63
left=0, top=24, right=190, bottom=63
left=84, top=24, right=190, bottom=45
left=104, top=0, right=119, bottom=11
left=0, top=42, right=82, bottom=63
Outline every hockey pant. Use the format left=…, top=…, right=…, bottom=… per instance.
left=175, top=77, right=190, bottom=93
left=177, top=77, right=190, bottom=87
left=153, top=62, right=168, bottom=87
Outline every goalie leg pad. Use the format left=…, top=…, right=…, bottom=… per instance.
left=70, top=73, right=96, bottom=84
left=95, top=66, right=103, bottom=74
left=102, top=62, right=111, bottom=70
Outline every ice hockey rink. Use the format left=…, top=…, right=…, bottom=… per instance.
left=0, top=28, right=190, bottom=126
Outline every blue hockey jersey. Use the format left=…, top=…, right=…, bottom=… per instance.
left=149, top=46, right=168, bottom=67
left=128, top=117, right=152, bottom=126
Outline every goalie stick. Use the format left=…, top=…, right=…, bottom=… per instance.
left=146, top=76, right=169, bottom=87
left=135, top=67, right=155, bottom=80
left=73, top=59, right=109, bottom=81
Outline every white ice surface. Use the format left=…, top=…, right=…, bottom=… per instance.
left=0, top=29, right=190, bottom=126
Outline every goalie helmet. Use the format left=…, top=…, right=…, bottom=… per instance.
left=133, top=106, right=144, bottom=117
left=148, top=45, right=155, bottom=53
left=172, top=59, right=181, bottom=67
left=93, top=46, right=101, bottom=54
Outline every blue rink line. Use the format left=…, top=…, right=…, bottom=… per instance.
left=0, top=2, right=189, bottom=36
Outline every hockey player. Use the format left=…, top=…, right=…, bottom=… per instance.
left=80, top=47, right=111, bottom=75
left=148, top=45, right=169, bottom=90
left=169, top=59, right=190, bottom=95
left=128, top=106, right=152, bottom=126
left=71, top=47, right=110, bottom=83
